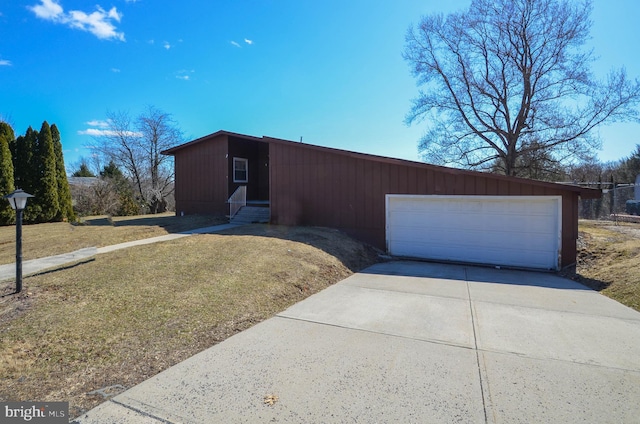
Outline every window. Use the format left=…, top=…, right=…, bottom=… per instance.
left=233, top=157, right=248, bottom=183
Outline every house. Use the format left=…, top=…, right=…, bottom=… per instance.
left=162, top=130, right=600, bottom=271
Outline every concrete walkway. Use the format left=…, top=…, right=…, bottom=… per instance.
left=0, top=223, right=241, bottom=283
left=73, top=261, right=640, bottom=423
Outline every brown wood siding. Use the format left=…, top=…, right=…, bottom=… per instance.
left=562, top=193, right=578, bottom=267
left=174, top=134, right=229, bottom=215
left=270, top=141, right=580, bottom=268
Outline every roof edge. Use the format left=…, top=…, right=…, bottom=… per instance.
left=161, top=130, right=263, bottom=155
left=162, top=130, right=601, bottom=199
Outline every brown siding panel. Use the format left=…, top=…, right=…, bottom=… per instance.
left=270, top=144, right=281, bottom=224
left=308, top=149, right=317, bottom=223
left=397, top=165, right=408, bottom=194
left=323, top=151, right=335, bottom=225
left=416, top=168, right=427, bottom=194
left=336, top=154, right=347, bottom=228
left=174, top=134, right=228, bottom=215
left=561, top=194, right=578, bottom=268
left=406, top=166, right=417, bottom=194
left=452, top=174, right=463, bottom=194
left=330, top=154, right=342, bottom=226
left=269, top=145, right=278, bottom=223
left=510, top=181, right=521, bottom=195
left=363, top=160, right=375, bottom=228
left=485, top=178, right=497, bottom=195
left=386, top=164, right=395, bottom=193
left=435, top=171, right=445, bottom=194
left=425, top=169, right=434, bottom=193
left=464, top=175, right=476, bottom=194
left=372, top=163, right=385, bottom=235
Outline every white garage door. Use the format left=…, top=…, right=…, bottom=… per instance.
left=386, top=195, right=562, bottom=270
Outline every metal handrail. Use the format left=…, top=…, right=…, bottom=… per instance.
left=227, top=185, right=247, bottom=218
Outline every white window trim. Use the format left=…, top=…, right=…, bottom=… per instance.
left=233, top=157, right=248, bottom=183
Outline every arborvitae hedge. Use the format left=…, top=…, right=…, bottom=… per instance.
left=4, top=121, right=75, bottom=225
left=0, top=122, right=15, bottom=225
left=52, top=124, right=75, bottom=222
left=12, top=127, right=36, bottom=194
left=33, top=122, right=59, bottom=223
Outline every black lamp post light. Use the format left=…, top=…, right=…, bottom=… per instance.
left=4, top=189, right=34, bottom=294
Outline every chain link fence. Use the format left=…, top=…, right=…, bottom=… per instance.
left=579, top=183, right=640, bottom=221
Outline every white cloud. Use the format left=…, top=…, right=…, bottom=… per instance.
left=30, top=0, right=63, bottom=20
left=67, top=7, right=124, bottom=41
left=86, top=120, right=110, bottom=128
left=29, top=1, right=125, bottom=41
left=78, top=128, right=141, bottom=137
left=78, top=128, right=115, bottom=136
left=79, top=120, right=142, bottom=137
left=109, top=7, right=121, bottom=21
left=163, top=41, right=171, bottom=50
left=111, top=67, right=121, bottom=73
left=175, top=69, right=194, bottom=81
left=230, top=40, right=241, bottom=48
left=0, top=59, right=11, bottom=66
left=244, top=38, right=253, bottom=45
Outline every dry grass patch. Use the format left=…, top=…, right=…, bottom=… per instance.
left=573, top=220, right=640, bottom=311
left=0, top=213, right=227, bottom=264
left=0, top=225, right=379, bottom=419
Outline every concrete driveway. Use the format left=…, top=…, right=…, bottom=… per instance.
left=75, top=261, right=640, bottom=423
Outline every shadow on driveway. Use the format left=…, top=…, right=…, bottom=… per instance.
left=361, top=260, right=595, bottom=291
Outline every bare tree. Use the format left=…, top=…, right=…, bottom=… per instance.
left=491, top=139, right=568, bottom=181
left=403, top=0, right=640, bottom=177
left=136, top=106, right=183, bottom=212
left=92, top=106, right=183, bottom=213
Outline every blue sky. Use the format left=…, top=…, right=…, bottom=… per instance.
left=1, top=0, right=639, bottom=173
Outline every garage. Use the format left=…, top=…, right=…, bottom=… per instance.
left=386, top=195, right=562, bottom=270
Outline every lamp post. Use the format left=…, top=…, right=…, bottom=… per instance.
left=4, top=189, right=34, bottom=294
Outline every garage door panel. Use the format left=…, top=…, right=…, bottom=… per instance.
left=392, top=240, right=468, bottom=261
left=386, top=196, right=561, bottom=270
left=391, top=215, right=556, bottom=236
left=389, top=227, right=556, bottom=252
left=390, top=236, right=558, bottom=269
left=392, top=240, right=557, bottom=265
left=396, top=199, right=554, bottom=217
